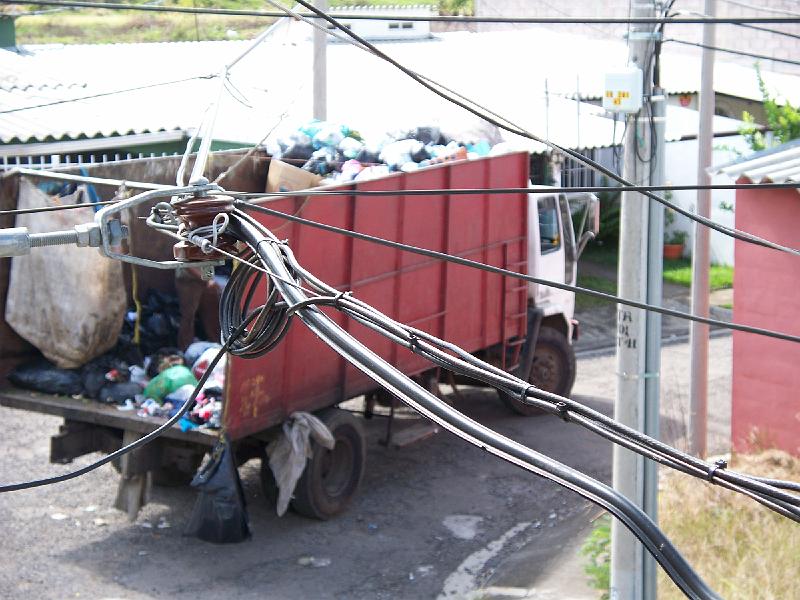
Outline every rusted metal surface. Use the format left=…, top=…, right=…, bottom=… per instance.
left=0, top=387, right=218, bottom=446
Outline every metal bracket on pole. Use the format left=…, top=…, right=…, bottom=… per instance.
left=94, top=184, right=225, bottom=270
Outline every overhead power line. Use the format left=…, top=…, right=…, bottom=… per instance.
left=7, top=180, right=800, bottom=216
left=4, top=0, right=800, bottom=24
left=665, top=38, right=800, bottom=67
left=717, top=0, right=800, bottom=18
left=0, top=74, right=216, bottom=115
left=235, top=200, right=800, bottom=345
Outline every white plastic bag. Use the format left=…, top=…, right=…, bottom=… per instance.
left=6, top=178, right=127, bottom=368
left=267, top=412, right=335, bottom=516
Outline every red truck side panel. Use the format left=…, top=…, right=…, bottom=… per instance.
left=224, top=152, right=530, bottom=440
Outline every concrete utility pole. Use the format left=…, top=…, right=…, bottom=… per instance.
left=689, top=0, right=716, bottom=460
left=312, top=0, right=328, bottom=121
left=642, top=85, right=666, bottom=600
left=611, top=1, right=661, bottom=598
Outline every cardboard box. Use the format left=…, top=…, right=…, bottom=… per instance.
left=265, top=160, right=322, bottom=194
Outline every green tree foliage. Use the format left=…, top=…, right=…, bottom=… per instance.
left=740, top=64, right=800, bottom=152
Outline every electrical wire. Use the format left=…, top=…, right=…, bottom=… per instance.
left=234, top=200, right=800, bottom=345
left=716, top=0, right=800, bottom=18
left=5, top=180, right=800, bottom=218
left=664, top=38, right=800, bottom=67
left=0, top=75, right=217, bottom=115
left=0, top=198, right=119, bottom=216
left=671, top=7, right=800, bottom=41
left=4, top=0, right=800, bottom=24
left=281, top=0, right=800, bottom=258
left=0, top=317, right=251, bottom=493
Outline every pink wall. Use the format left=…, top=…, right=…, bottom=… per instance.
left=732, top=179, right=800, bottom=455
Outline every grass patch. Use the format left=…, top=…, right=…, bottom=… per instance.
left=658, top=451, right=800, bottom=599
left=582, top=244, right=734, bottom=291
left=662, top=259, right=733, bottom=291
left=15, top=0, right=449, bottom=44
left=581, top=242, right=619, bottom=269
left=16, top=13, right=273, bottom=44
left=575, top=273, right=617, bottom=311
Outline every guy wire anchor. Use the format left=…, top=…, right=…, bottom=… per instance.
left=0, top=183, right=225, bottom=277
left=0, top=222, right=106, bottom=257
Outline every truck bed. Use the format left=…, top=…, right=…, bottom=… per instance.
left=0, top=386, right=218, bottom=447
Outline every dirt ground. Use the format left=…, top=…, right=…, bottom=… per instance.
left=0, top=335, right=733, bottom=600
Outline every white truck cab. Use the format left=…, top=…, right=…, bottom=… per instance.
left=501, top=187, right=599, bottom=414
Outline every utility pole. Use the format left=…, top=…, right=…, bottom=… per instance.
left=611, top=1, right=660, bottom=598
left=689, top=0, right=716, bottom=460
left=312, top=0, right=328, bottom=121
left=643, top=84, right=666, bottom=600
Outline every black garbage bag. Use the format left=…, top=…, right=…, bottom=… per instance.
left=282, top=142, right=315, bottom=162
left=81, top=353, right=130, bottom=399
left=146, top=347, right=184, bottom=379
left=413, top=126, right=447, bottom=146
left=97, top=382, right=143, bottom=404
left=9, top=360, right=84, bottom=396
left=185, top=437, right=251, bottom=544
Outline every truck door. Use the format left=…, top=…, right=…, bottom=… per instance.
left=528, top=194, right=573, bottom=316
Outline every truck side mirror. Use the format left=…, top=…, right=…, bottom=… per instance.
left=576, top=196, right=600, bottom=259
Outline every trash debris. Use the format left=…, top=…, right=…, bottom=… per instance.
left=157, top=517, right=171, bottom=529
left=271, top=119, right=501, bottom=187
left=185, top=436, right=251, bottom=544
left=266, top=412, right=335, bottom=516
left=417, top=565, right=434, bottom=577
left=83, top=505, right=97, bottom=513
left=298, top=556, right=331, bottom=568
left=143, top=365, right=198, bottom=404
left=9, top=361, right=84, bottom=396
left=139, top=521, right=153, bottom=529
left=50, top=513, right=68, bottom=521
left=93, top=518, right=108, bottom=527
left=98, top=382, right=143, bottom=405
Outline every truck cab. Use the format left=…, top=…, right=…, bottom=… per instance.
left=502, top=187, right=599, bottom=415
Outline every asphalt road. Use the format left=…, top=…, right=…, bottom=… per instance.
left=0, top=336, right=732, bottom=600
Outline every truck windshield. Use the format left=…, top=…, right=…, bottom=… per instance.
left=538, top=196, right=560, bottom=254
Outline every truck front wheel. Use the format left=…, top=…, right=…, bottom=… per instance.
left=501, top=326, right=577, bottom=416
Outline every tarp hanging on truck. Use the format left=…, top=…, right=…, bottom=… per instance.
left=5, top=178, right=127, bottom=368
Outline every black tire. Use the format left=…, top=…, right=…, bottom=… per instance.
left=259, top=450, right=279, bottom=508
left=501, top=326, right=577, bottom=416
left=290, top=407, right=366, bottom=520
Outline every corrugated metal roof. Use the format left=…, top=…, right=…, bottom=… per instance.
left=0, top=48, right=87, bottom=92
left=0, top=25, right=763, bottom=149
left=715, top=139, right=800, bottom=183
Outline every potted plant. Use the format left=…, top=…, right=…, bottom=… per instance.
left=663, top=207, right=687, bottom=260
left=663, top=229, right=687, bottom=259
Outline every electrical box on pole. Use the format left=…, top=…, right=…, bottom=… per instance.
left=603, top=68, right=644, bottom=113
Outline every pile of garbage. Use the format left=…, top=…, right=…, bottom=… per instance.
left=8, top=290, right=227, bottom=432
left=269, top=120, right=501, bottom=184
left=9, top=341, right=226, bottom=431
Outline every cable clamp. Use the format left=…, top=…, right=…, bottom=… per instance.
left=707, top=458, right=728, bottom=481
left=519, top=384, right=536, bottom=404
left=408, top=333, right=420, bottom=350
left=333, top=291, right=352, bottom=310
left=555, top=401, right=570, bottom=422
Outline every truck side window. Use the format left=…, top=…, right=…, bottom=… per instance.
left=538, top=196, right=561, bottom=254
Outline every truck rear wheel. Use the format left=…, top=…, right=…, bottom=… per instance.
left=290, top=407, right=366, bottom=520
left=501, top=326, right=577, bottom=416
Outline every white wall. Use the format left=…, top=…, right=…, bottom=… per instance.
left=664, top=135, right=751, bottom=266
